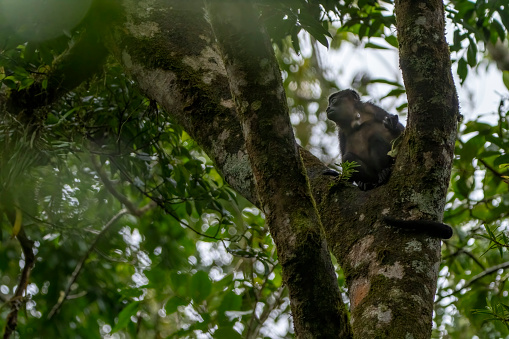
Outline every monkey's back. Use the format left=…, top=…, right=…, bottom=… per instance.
left=342, top=121, right=394, bottom=168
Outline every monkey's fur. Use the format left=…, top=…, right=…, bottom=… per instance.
left=326, top=89, right=403, bottom=190
left=326, top=89, right=452, bottom=239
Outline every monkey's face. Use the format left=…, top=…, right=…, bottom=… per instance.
left=326, top=90, right=360, bottom=129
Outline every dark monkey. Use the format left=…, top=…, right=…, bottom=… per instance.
left=326, top=89, right=403, bottom=190
left=326, top=89, right=453, bottom=239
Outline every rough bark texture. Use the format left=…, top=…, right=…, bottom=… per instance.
left=106, top=0, right=458, bottom=337
left=315, top=0, right=460, bottom=337
left=1, top=0, right=459, bottom=337
left=205, top=2, right=352, bottom=338
left=106, top=1, right=259, bottom=205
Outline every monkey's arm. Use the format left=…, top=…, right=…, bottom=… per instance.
left=383, top=114, right=405, bottom=134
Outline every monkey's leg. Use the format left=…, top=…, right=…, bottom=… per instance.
left=323, top=169, right=340, bottom=176
left=342, top=152, right=379, bottom=190
left=377, top=167, right=393, bottom=185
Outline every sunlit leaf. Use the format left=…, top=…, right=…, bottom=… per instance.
left=112, top=301, right=140, bottom=333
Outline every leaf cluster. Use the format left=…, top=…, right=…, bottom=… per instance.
left=0, top=56, right=289, bottom=337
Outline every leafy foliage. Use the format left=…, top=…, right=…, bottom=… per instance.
left=1, top=0, right=509, bottom=338
left=435, top=97, right=509, bottom=338
left=0, top=58, right=287, bottom=337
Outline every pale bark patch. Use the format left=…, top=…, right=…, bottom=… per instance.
left=348, top=235, right=375, bottom=269
left=125, top=21, right=160, bottom=38
left=364, top=304, right=392, bottom=324
left=405, top=240, right=422, bottom=253
left=123, top=0, right=159, bottom=19
left=182, top=46, right=227, bottom=84
left=220, top=99, right=234, bottom=109
left=423, top=151, right=434, bottom=170
left=442, top=147, right=452, bottom=163
left=411, top=260, right=426, bottom=274
left=378, top=261, right=404, bottom=279
left=122, top=53, right=184, bottom=112
left=123, top=0, right=160, bottom=37
left=221, top=150, right=252, bottom=198
left=416, top=16, right=426, bottom=26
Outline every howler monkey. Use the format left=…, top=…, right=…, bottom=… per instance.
left=326, top=89, right=403, bottom=190
left=326, top=89, right=453, bottom=239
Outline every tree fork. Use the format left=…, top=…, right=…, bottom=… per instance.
left=205, top=2, right=352, bottom=338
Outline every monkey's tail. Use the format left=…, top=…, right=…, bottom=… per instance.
left=384, top=218, right=453, bottom=239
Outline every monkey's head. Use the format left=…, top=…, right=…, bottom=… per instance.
left=326, top=89, right=361, bottom=130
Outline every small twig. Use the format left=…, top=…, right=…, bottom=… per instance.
left=47, top=209, right=128, bottom=319
left=47, top=195, right=156, bottom=320
left=479, top=158, right=506, bottom=180
left=3, top=228, right=35, bottom=339
left=107, top=155, right=224, bottom=240
left=90, top=155, right=141, bottom=216
left=484, top=233, right=509, bottom=249
left=437, top=261, right=509, bottom=302
left=443, top=244, right=486, bottom=271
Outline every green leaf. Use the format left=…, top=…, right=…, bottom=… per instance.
left=503, top=71, right=509, bottom=91
left=169, top=271, right=191, bottom=296
left=384, top=35, right=398, bottom=48
left=457, top=58, right=468, bottom=83
left=451, top=29, right=462, bottom=52
left=298, top=12, right=331, bottom=48
left=2, top=77, right=17, bottom=89
left=112, top=301, right=140, bottom=333
left=467, top=39, right=477, bottom=67
left=491, top=19, right=506, bottom=42
left=185, top=200, right=193, bottom=215
left=191, top=271, right=212, bottom=303
left=497, top=9, right=509, bottom=31
left=365, top=42, right=389, bottom=49
left=220, top=291, right=242, bottom=312
left=494, top=154, right=509, bottom=166
left=165, top=296, right=188, bottom=314
left=214, top=327, right=243, bottom=339
left=370, top=78, right=402, bottom=87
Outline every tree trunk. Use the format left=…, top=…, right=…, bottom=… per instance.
left=101, top=0, right=459, bottom=337
left=205, top=2, right=352, bottom=337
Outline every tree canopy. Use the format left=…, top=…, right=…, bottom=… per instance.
left=1, top=0, right=509, bottom=338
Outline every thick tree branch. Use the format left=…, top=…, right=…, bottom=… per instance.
left=104, top=1, right=459, bottom=338
left=106, top=1, right=261, bottom=205
left=205, top=2, right=351, bottom=338
left=6, top=29, right=108, bottom=118
left=1, top=0, right=115, bottom=118
left=394, top=0, right=459, bottom=197
left=106, top=0, right=334, bottom=208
